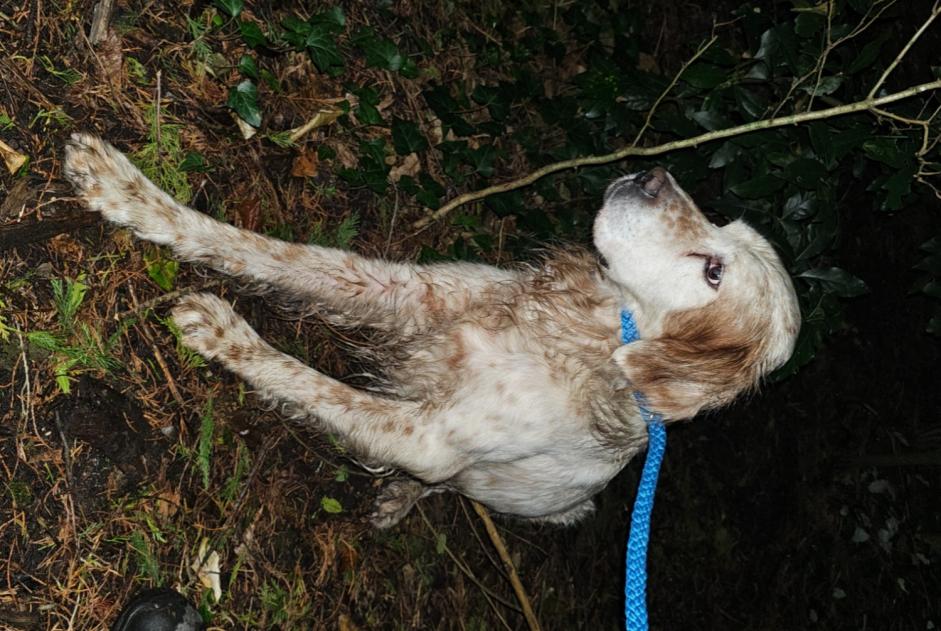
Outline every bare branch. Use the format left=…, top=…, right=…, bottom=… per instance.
left=413, top=79, right=941, bottom=230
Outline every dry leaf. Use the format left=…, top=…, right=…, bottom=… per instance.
left=288, top=107, right=344, bottom=143
left=191, top=539, right=222, bottom=602
left=291, top=150, right=319, bottom=178
left=234, top=115, right=257, bottom=140
left=97, top=28, right=124, bottom=88
left=388, top=152, right=421, bottom=183
left=0, top=139, right=28, bottom=175
left=333, top=142, right=358, bottom=169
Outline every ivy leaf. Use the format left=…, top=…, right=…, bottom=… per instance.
left=306, top=25, right=344, bottom=76
left=728, top=174, right=785, bottom=199
left=880, top=165, right=917, bottom=211
left=799, top=267, right=869, bottom=297
left=847, top=34, right=889, bottom=74
left=783, top=158, right=825, bottom=190
left=180, top=152, right=209, bottom=173
left=352, top=27, right=417, bottom=77
left=239, top=20, right=267, bottom=48
left=237, top=54, right=258, bottom=79
left=353, top=86, right=383, bottom=125
left=800, top=76, right=842, bottom=96
left=681, top=62, right=727, bottom=89
left=468, top=144, right=496, bottom=178
left=214, top=0, right=243, bottom=18
left=391, top=118, right=428, bottom=155
left=227, top=79, right=261, bottom=127
left=863, top=138, right=904, bottom=168
left=320, top=496, right=343, bottom=514
left=708, top=141, right=741, bottom=169
left=783, top=191, right=820, bottom=220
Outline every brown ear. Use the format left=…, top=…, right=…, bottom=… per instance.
left=612, top=335, right=761, bottom=421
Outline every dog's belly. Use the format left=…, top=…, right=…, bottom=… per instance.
left=451, top=452, right=629, bottom=518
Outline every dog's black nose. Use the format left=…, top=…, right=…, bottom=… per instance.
left=637, top=167, right=667, bottom=197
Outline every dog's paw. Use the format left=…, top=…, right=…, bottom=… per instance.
left=171, top=293, right=254, bottom=362
left=64, top=133, right=180, bottom=240
left=64, top=133, right=136, bottom=221
left=369, top=479, right=426, bottom=529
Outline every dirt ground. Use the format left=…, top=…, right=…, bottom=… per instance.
left=1, top=1, right=940, bottom=630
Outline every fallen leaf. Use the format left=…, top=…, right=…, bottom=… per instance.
left=388, top=152, right=421, bottom=183
left=288, top=106, right=345, bottom=143
left=291, top=150, right=319, bottom=178
left=191, top=539, right=222, bottom=602
left=234, top=114, right=257, bottom=140
left=333, top=141, right=358, bottom=169
left=0, top=139, right=28, bottom=174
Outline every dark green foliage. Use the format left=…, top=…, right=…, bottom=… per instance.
left=204, top=1, right=938, bottom=377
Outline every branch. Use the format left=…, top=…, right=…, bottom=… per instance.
left=471, top=501, right=543, bottom=631
left=413, top=79, right=941, bottom=230
left=868, top=0, right=941, bottom=99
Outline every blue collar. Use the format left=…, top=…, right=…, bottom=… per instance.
left=619, top=309, right=662, bottom=427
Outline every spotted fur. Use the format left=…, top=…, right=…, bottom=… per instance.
left=64, top=134, right=800, bottom=526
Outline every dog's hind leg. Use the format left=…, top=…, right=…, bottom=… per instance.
left=171, top=293, right=467, bottom=482
left=64, top=133, right=515, bottom=333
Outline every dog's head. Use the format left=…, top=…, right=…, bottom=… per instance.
left=595, top=168, right=801, bottom=420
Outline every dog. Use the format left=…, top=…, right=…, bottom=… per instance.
left=64, top=133, right=800, bottom=527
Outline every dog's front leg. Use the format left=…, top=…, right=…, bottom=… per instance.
left=64, top=133, right=515, bottom=333
left=171, top=293, right=465, bottom=482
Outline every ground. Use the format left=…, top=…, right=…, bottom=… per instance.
left=1, top=1, right=940, bottom=630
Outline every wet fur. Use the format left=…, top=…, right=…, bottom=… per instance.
left=64, top=133, right=800, bottom=527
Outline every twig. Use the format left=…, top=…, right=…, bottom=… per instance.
left=868, top=0, right=941, bottom=99
left=88, top=0, right=114, bottom=45
left=128, top=285, right=185, bottom=407
left=631, top=34, right=717, bottom=147
left=416, top=505, right=518, bottom=630
left=471, top=501, right=543, bottom=631
left=111, top=279, right=223, bottom=322
left=413, top=78, right=941, bottom=229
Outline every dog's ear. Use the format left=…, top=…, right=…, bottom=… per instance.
left=612, top=312, right=763, bottom=420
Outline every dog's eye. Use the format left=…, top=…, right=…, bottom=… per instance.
left=704, top=258, right=724, bottom=289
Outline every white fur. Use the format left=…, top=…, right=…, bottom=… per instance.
left=64, top=134, right=800, bottom=526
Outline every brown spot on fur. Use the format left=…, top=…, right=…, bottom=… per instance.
left=446, top=331, right=466, bottom=371
left=620, top=299, right=765, bottom=419
left=402, top=423, right=414, bottom=436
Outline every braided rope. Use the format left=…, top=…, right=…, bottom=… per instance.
left=620, top=309, right=666, bottom=631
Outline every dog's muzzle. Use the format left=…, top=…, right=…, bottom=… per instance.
left=604, top=167, right=669, bottom=203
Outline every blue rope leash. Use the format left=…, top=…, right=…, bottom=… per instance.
left=621, top=309, right=666, bottom=631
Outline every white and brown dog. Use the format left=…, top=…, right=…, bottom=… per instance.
left=64, top=133, right=800, bottom=527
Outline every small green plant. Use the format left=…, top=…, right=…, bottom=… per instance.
left=27, top=276, right=124, bottom=393
left=38, top=55, right=83, bottom=85
left=129, top=530, right=161, bottom=583
left=51, top=274, right=87, bottom=333
left=221, top=441, right=251, bottom=504
left=158, top=314, right=207, bottom=369
left=143, top=247, right=179, bottom=292
left=198, top=397, right=215, bottom=489
left=319, top=496, right=343, bottom=514
left=0, top=297, right=14, bottom=342
left=131, top=106, right=192, bottom=203
left=29, top=107, right=71, bottom=130
left=125, top=56, right=149, bottom=84
left=308, top=212, right=360, bottom=249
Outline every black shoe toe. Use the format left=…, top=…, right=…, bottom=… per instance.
left=111, top=588, right=203, bottom=631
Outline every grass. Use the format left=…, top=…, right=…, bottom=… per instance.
left=131, top=105, right=192, bottom=204
left=26, top=275, right=125, bottom=393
